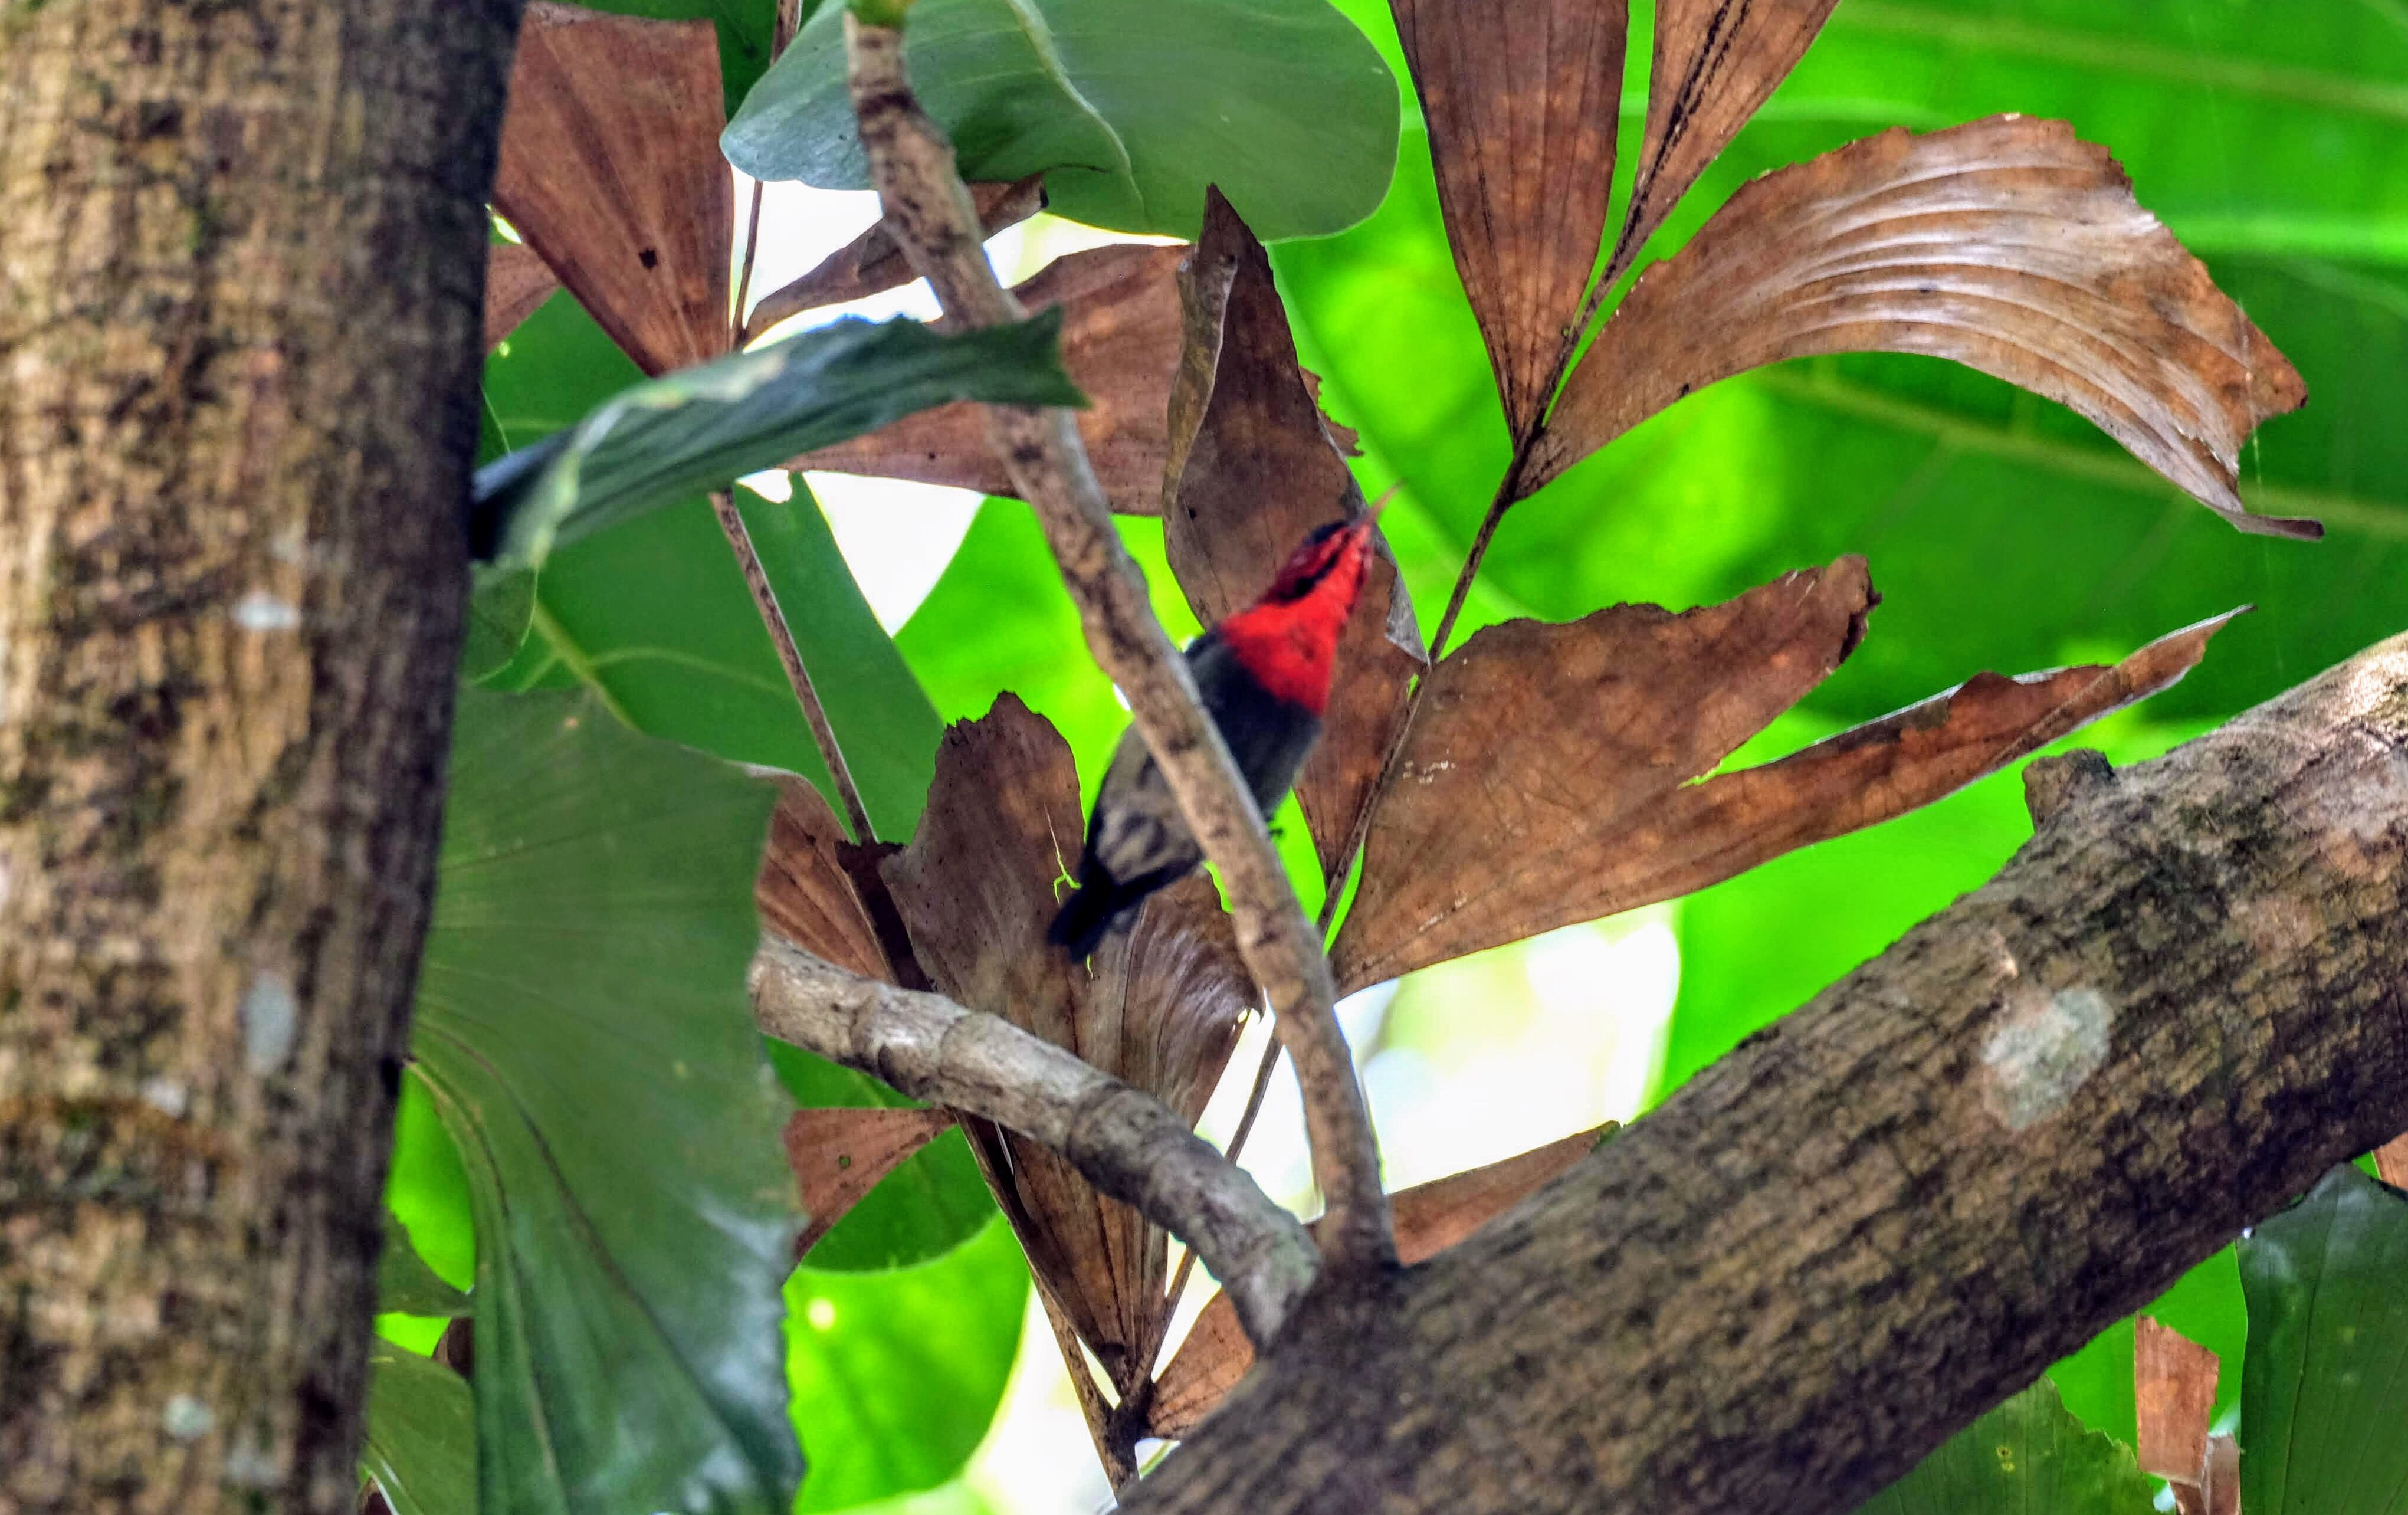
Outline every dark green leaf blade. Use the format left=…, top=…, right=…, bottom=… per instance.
left=377, top=1218, right=470, bottom=1320
left=412, top=687, right=800, bottom=1515
left=361, top=1342, right=477, bottom=1515
left=2238, top=1163, right=2408, bottom=1515
left=471, top=313, right=1084, bottom=569
left=721, top=0, right=1400, bottom=240
left=1853, top=1377, right=2159, bottom=1513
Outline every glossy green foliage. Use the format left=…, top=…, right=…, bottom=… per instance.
left=723, top=0, right=1400, bottom=238
left=787, top=1216, right=1031, bottom=1510
left=362, top=1343, right=477, bottom=1515
left=2238, top=1164, right=2408, bottom=1515
left=767, top=1044, right=998, bottom=1271
left=412, top=688, right=801, bottom=1515
left=1853, top=1377, right=2158, bottom=1513
left=471, top=313, right=1082, bottom=572
left=483, top=296, right=946, bottom=841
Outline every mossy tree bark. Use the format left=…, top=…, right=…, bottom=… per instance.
left=0, top=4, right=521, bottom=1510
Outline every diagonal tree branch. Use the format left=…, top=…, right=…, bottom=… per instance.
left=1125, top=630, right=2408, bottom=1514
left=749, top=935, right=1318, bottom=1346
left=837, top=10, right=1393, bottom=1274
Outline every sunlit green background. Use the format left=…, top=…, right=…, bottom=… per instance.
left=397, top=0, right=2408, bottom=1509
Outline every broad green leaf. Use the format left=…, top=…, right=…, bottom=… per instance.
left=1852, top=1377, right=2158, bottom=1513
left=721, top=0, right=1400, bottom=240
left=766, top=1043, right=998, bottom=1272
left=412, top=687, right=802, bottom=1515
left=2238, top=1163, right=2408, bottom=1515
left=471, top=313, right=1084, bottom=571
left=788, top=1215, right=1030, bottom=1512
left=482, top=296, right=946, bottom=841
left=362, top=1342, right=476, bottom=1515
left=580, top=0, right=780, bottom=117
left=461, top=565, right=536, bottom=682
left=378, top=1218, right=469, bottom=1320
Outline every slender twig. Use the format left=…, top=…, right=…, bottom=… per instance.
left=750, top=936, right=1320, bottom=1345
left=731, top=177, right=766, bottom=346
left=840, top=11, right=1393, bottom=1275
left=709, top=490, right=878, bottom=844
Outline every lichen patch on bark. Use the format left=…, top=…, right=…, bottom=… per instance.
left=1980, top=986, right=2113, bottom=1131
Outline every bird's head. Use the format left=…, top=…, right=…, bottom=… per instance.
left=1215, top=491, right=1393, bottom=715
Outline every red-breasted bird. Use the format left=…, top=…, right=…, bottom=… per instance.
left=1049, top=504, right=1385, bottom=957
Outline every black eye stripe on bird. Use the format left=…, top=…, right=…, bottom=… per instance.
left=1049, top=493, right=1392, bottom=958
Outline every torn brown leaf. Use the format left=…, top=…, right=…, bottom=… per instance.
left=1391, top=0, right=1627, bottom=436
left=785, top=1106, right=956, bottom=1260
left=1606, top=0, right=1841, bottom=288
left=1337, top=599, right=2238, bottom=993
left=1149, top=1124, right=1612, bottom=1438
left=1163, top=190, right=1425, bottom=887
left=881, top=696, right=1251, bottom=1391
left=756, top=777, right=918, bottom=987
left=2200, top=1434, right=2240, bottom=1515
left=2135, top=1316, right=2220, bottom=1488
left=484, top=241, right=560, bottom=352
left=1332, top=558, right=1875, bottom=992
left=2374, top=1131, right=2408, bottom=1188
left=1536, top=118, right=2315, bottom=540
left=493, top=2, right=731, bottom=376
left=792, top=244, right=1186, bottom=514
left=744, top=177, right=1045, bottom=338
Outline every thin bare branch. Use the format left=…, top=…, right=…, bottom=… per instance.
left=750, top=936, right=1318, bottom=1345
left=838, top=11, right=1392, bottom=1273
left=709, top=490, right=878, bottom=842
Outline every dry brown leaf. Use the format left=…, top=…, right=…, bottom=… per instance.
left=2374, top=1131, right=2408, bottom=1188
left=2199, top=1434, right=2240, bottom=1515
left=1162, top=189, right=1425, bottom=886
left=785, top=1106, right=956, bottom=1260
left=1535, top=118, right=2315, bottom=539
left=493, top=2, right=730, bottom=376
left=792, top=244, right=1186, bottom=513
left=1391, top=0, right=1626, bottom=436
left=744, top=178, right=1045, bottom=336
left=755, top=777, right=918, bottom=987
left=1331, top=558, right=1874, bottom=992
left=1606, top=0, right=1841, bottom=287
left=1336, top=595, right=2236, bottom=993
left=484, top=241, right=560, bottom=352
left=1148, top=1124, right=1612, bottom=1438
left=881, top=695, right=1251, bottom=1389
left=2136, top=1316, right=2220, bottom=1488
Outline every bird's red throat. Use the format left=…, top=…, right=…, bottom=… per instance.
left=1216, top=549, right=1368, bottom=715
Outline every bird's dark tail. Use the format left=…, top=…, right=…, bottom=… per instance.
left=1048, top=868, right=1128, bottom=959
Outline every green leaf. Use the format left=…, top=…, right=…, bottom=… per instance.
left=788, top=1214, right=1029, bottom=1511
left=377, top=1218, right=470, bottom=1320
left=578, top=0, right=780, bottom=117
left=1852, top=1376, right=2158, bottom=1513
left=471, top=313, right=1084, bottom=571
left=721, top=0, right=1400, bottom=239
left=481, top=296, right=948, bottom=841
left=461, top=565, right=536, bottom=682
left=361, top=1342, right=477, bottom=1515
left=411, top=687, right=801, bottom=1515
left=2238, top=1163, right=2408, bottom=1515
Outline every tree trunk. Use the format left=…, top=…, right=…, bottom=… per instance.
left=1131, top=632, right=2408, bottom=1514
left=0, top=4, right=520, bottom=1510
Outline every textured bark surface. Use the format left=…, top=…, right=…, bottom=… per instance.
left=1133, top=633, right=2408, bottom=1514
left=0, top=4, right=516, bottom=1509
